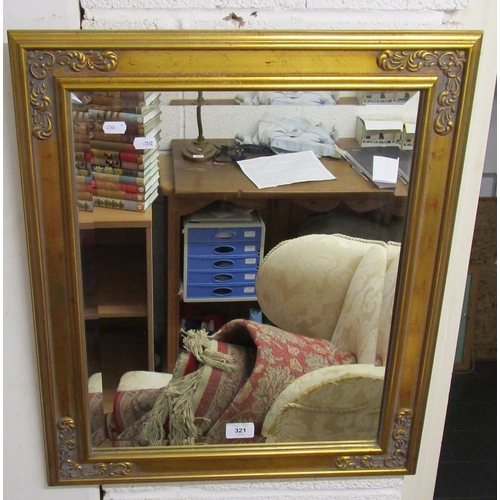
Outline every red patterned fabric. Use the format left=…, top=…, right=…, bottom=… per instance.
left=196, top=319, right=356, bottom=444
left=90, top=319, right=356, bottom=447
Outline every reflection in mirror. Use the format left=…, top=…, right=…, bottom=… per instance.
left=72, top=89, right=419, bottom=448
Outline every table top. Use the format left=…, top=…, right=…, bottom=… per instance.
left=168, top=138, right=408, bottom=199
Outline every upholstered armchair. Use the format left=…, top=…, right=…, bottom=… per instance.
left=255, top=233, right=400, bottom=442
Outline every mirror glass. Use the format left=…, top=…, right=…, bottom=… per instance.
left=73, top=89, right=419, bottom=448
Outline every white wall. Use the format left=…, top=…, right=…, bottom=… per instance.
left=3, top=1, right=496, bottom=500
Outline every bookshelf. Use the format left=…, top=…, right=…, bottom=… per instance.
left=79, top=206, right=154, bottom=405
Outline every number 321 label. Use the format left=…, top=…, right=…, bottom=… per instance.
left=225, top=422, right=255, bottom=439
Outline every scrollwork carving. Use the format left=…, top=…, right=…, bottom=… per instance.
left=27, top=50, right=118, bottom=140
left=58, top=417, right=133, bottom=480
left=335, top=408, right=412, bottom=471
left=378, top=49, right=466, bottom=135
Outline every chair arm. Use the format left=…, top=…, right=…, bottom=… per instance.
left=262, top=364, right=385, bottom=443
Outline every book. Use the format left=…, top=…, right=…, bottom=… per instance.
left=93, top=184, right=159, bottom=212
left=88, top=106, right=160, bottom=125
left=93, top=186, right=154, bottom=201
left=342, top=146, right=406, bottom=189
left=89, top=123, right=162, bottom=144
left=88, top=131, right=160, bottom=153
left=89, top=109, right=161, bottom=134
left=92, top=166, right=159, bottom=186
left=92, top=179, right=147, bottom=193
left=91, top=164, right=153, bottom=177
left=83, top=91, right=160, bottom=108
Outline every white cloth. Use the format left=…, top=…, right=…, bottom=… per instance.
left=236, top=114, right=343, bottom=159
left=235, top=91, right=338, bottom=106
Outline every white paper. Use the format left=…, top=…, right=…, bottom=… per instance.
left=372, top=155, right=399, bottom=184
left=237, top=150, right=336, bottom=189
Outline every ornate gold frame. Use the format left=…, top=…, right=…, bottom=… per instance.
left=8, top=30, right=482, bottom=485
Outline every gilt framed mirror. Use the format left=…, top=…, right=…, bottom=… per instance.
left=8, top=30, right=482, bottom=485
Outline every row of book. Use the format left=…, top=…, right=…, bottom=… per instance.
left=72, top=91, right=162, bottom=212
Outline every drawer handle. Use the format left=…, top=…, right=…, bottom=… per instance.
left=213, top=260, right=234, bottom=268
left=213, top=274, right=233, bottom=282
left=215, top=231, right=236, bottom=240
left=212, top=287, right=233, bottom=296
left=214, top=245, right=235, bottom=254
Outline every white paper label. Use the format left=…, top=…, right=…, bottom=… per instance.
left=226, top=422, right=255, bottom=439
left=244, top=230, right=256, bottom=238
left=103, top=121, right=127, bottom=134
left=244, top=274, right=256, bottom=280
left=133, top=136, right=157, bottom=150
left=245, top=258, right=257, bottom=265
left=244, top=287, right=255, bottom=294
left=244, top=245, right=256, bottom=252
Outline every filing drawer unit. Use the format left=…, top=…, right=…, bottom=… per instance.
left=183, top=211, right=265, bottom=302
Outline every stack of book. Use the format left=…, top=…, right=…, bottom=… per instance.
left=71, top=95, right=93, bottom=211
left=72, top=91, right=162, bottom=212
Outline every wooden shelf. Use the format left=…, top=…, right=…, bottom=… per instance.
left=79, top=206, right=155, bottom=371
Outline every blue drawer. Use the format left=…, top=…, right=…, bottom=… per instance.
left=187, top=226, right=263, bottom=243
left=186, top=255, right=260, bottom=270
left=186, top=269, right=258, bottom=284
left=186, top=241, right=261, bottom=257
left=185, top=283, right=257, bottom=301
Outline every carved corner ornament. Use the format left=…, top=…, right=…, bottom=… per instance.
left=27, top=50, right=118, bottom=140
left=58, top=417, right=133, bottom=480
left=378, top=49, right=466, bottom=136
left=335, top=408, right=412, bottom=471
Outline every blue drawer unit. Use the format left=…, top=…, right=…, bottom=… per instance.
left=183, top=210, right=265, bottom=302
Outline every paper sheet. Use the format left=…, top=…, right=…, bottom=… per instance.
left=372, top=155, right=399, bottom=184
left=236, top=150, right=336, bottom=189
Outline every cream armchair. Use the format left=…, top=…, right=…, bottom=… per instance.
left=256, top=233, right=400, bottom=442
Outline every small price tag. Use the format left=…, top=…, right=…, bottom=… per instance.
left=226, top=422, right=255, bottom=439
left=133, top=136, right=157, bottom=150
left=103, top=121, right=127, bottom=134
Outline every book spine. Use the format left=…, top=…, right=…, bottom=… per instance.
left=93, top=196, right=148, bottom=212
left=89, top=140, right=142, bottom=153
left=92, top=180, right=145, bottom=193
left=73, top=142, right=91, bottom=152
left=91, top=165, right=145, bottom=177
left=93, top=188, right=146, bottom=201
left=77, top=199, right=94, bottom=212
left=120, top=160, right=145, bottom=171
left=90, top=149, right=121, bottom=161
left=76, top=183, right=94, bottom=193
left=89, top=131, right=139, bottom=143
left=75, top=175, right=93, bottom=185
left=89, top=110, right=144, bottom=124
left=72, top=111, right=89, bottom=122
left=91, top=157, right=121, bottom=167
left=73, top=133, right=89, bottom=143
left=92, top=172, right=145, bottom=186
left=73, top=122, right=88, bottom=134
left=119, top=151, right=145, bottom=163
left=91, top=120, right=149, bottom=136
left=77, top=191, right=93, bottom=201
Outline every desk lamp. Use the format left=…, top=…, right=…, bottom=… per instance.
left=182, top=91, right=217, bottom=162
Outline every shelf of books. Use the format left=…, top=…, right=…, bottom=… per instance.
left=72, top=90, right=162, bottom=213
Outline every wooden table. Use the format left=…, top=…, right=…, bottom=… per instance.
left=161, top=139, right=408, bottom=371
